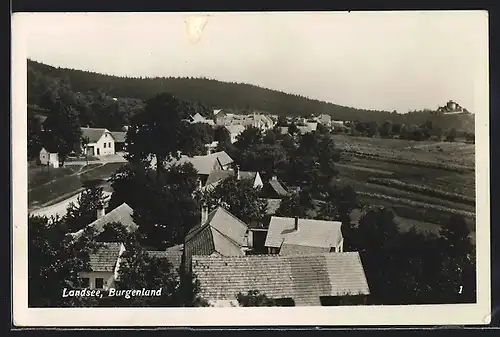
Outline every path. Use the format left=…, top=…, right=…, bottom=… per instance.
left=30, top=190, right=113, bottom=219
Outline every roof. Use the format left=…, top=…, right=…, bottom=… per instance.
left=89, top=242, right=123, bottom=272
left=146, top=244, right=183, bottom=273
left=225, top=125, right=246, bottom=135
left=81, top=127, right=110, bottom=143
left=279, top=243, right=330, bottom=256
left=70, top=203, right=138, bottom=240
left=192, top=252, right=370, bottom=305
left=268, top=179, right=290, bottom=197
left=185, top=207, right=249, bottom=270
left=110, top=131, right=126, bottom=143
left=265, top=217, right=342, bottom=249
left=174, top=151, right=233, bottom=176
left=205, top=169, right=257, bottom=187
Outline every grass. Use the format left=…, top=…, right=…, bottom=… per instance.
left=28, top=162, right=125, bottom=209
left=331, top=134, right=476, bottom=236
left=28, top=165, right=82, bottom=189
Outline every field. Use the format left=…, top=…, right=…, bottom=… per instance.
left=332, top=134, right=476, bottom=238
left=28, top=162, right=125, bottom=210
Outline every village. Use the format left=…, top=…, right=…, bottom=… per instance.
left=28, top=94, right=476, bottom=308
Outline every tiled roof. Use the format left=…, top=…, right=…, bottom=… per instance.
left=265, top=217, right=342, bottom=249
left=184, top=207, right=248, bottom=271
left=70, top=203, right=138, bottom=240
left=279, top=243, right=330, bottom=256
left=81, top=127, right=109, bottom=143
left=173, top=151, right=233, bottom=176
left=211, top=151, right=234, bottom=167
left=110, top=131, right=126, bottom=143
left=192, top=252, right=370, bottom=305
left=89, top=242, right=123, bottom=272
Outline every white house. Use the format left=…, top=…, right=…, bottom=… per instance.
left=191, top=113, right=215, bottom=126
left=225, top=125, right=246, bottom=143
left=39, top=147, right=59, bottom=168
left=78, top=242, right=126, bottom=290
left=81, top=127, right=116, bottom=157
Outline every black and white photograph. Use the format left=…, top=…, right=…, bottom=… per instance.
left=12, top=11, right=490, bottom=326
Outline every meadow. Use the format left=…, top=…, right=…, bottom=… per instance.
left=332, top=134, right=476, bottom=237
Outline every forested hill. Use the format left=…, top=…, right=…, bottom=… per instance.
left=27, top=59, right=475, bottom=132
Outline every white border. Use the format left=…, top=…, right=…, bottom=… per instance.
left=12, top=11, right=491, bottom=327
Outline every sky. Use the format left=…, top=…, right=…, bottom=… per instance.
left=17, top=11, right=488, bottom=113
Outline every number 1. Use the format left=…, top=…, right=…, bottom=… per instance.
left=459, top=285, right=463, bottom=294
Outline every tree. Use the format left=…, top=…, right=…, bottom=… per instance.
left=445, top=128, right=457, bottom=142
left=379, top=120, right=393, bottom=138
left=437, top=214, right=475, bottom=302
left=27, top=108, right=43, bottom=160
left=202, top=176, right=267, bottom=226
left=234, top=126, right=263, bottom=152
left=65, top=184, right=105, bottom=233
left=28, top=215, right=101, bottom=307
left=288, top=122, right=299, bottom=136
left=125, top=93, right=192, bottom=177
left=237, top=290, right=277, bottom=307
left=239, top=144, right=288, bottom=181
left=42, top=101, right=82, bottom=166
left=213, top=126, right=231, bottom=145
left=275, top=189, right=314, bottom=218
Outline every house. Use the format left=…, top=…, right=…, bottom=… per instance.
left=318, top=114, right=332, bottom=126
left=183, top=206, right=252, bottom=273
left=265, top=216, right=343, bottom=255
left=260, top=176, right=290, bottom=215
left=68, top=202, right=139, bottom=241
left=166, top=151, right=234, bottom=188
left=191, top=112, right=215, bottom=126
left=192, top=252, right=370, bottom=306
left=81, top=127, right=116, bottom=157
left=277, top=126, right=289, bottom=135
left=225, top=125, right=246, bottom=143
left=204, top=166, right=263, bottom=191
left=110, top=131, right=126, bottom=152
left=78, top=242, right=126, bottom=290
left=39, top=147, right=59, bottom=168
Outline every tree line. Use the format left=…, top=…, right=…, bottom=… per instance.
left=27, top=59, right=475, bottom=132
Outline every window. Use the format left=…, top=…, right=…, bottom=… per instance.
left=108, top=142, right=111, bottom=148
left=81, top=277, right=90, bottom=288
left=95, top=278, right=104, bottom=289
left=97, top=148, right=100, bottom=155
left=104, top=143, right=107, bottom=148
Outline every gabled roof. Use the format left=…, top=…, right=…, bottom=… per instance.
left=267, top=179, right=290, bottom=197
left=185, top=207, right=249, bottom=270
left=173, top=151, right=233, bottom=176
left=192, top=252, right=370, bottom=305
left=110, top=131, right=126, bottom=143
left=81, top=127, right=111, bottom=143
left=89, top=242, right=123, bottom=272
left=70, top=203, right=138, bottom=240
left=265, top=217, right=342, bottom=249
left=225, top=125, right=246, bottom=135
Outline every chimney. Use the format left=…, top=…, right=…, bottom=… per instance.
left=271, top=175, right=277, bottom=181
left=294, top=217, right=299, bottom=231
left=235, top=165, right=240, bottom=180
left=201, top=206, right=209, bottom=225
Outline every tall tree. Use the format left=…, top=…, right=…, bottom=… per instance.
left=42, top=101, right=82, bottom=166
left=202, top=176, right=267, bottom=226
left=65, top=184, right=105, bottom=233
left=275, top=189, right=314, bottom=219
left=234, top=126, right=263, bottom=152
left=27, top=108, right=43, bottom=160
left=28, top=215, right=101, bottom=307
left=125, top=93, right=191, bottom=177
